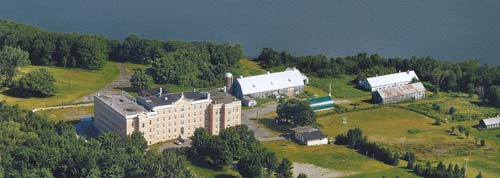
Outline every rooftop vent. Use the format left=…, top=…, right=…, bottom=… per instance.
left=164, top=97, right=168, bottom=101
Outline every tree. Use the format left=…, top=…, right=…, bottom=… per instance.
left=277, top=99, right=316, bottom=126
left=484, top=85, right=500, bottom=107
left=480, top=139, right=486, bottom=146
left=476, top=171, right=483, bottom=178
left=13, top=68, right=55, bottom=97
left=276, top=158, right=293, bottom=178
left=448, top=107, right=457, bottom=115
left=190, top=128, right=212, bottom=158
left=297, top=173, right=308, bottom=178
left=130, top=69, right=152, bottom=91
left=237, top=153, right=266, bottom=178
left=0, top=46, right=30, bottom=86
left=432, top=103, right=441, bottom=112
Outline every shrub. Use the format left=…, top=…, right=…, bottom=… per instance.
left=13, top=68, right=55, bottom=97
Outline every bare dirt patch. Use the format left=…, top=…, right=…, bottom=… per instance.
left=292, top=162, right=355, bottom=178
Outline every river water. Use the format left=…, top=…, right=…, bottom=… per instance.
left=1, top=0, right=499, bottom=64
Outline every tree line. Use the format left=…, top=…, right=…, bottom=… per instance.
left=335, top=128, right=483, bottom=178
left=0, top=19, right=244, bottom=88
left=190, top=126, right=294, bottom=178
left=256, top=48, right=500, bottom=106
left=0, top=20, right=109, bottom=70
left=0, top=101, right=195, bottom=178
left=334, top=128, right=400, bottom=166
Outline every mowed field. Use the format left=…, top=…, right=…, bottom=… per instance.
left=262, top=140, right=420, bottom=178
left=0, top=62, right=119, bottom=109
left=317, top=107, right=500, bottom=178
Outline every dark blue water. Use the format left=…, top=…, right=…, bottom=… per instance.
left=1, top=0, right=499, bottom=64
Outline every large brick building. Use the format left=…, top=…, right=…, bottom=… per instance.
left=94, top=90, right=241, bottom=145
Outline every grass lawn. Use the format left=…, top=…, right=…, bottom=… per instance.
left=185, top=159, right=239, bottom=178
left=262, top=140, right=419, bottom=178
left=317, top=107, right=500, bottom=177
left=36, top=106, right=94, bottom=122
left=0, top=62, right=119, bottom=109
left=401, top=92, right=500, bottom=122
left=309, top=75, right=370, bottom=99
left=236, top=59, right=266, bottom=76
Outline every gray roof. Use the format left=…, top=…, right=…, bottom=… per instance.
left=139, top=91, right=209, bottom=109
left=301, top=130, right=327, bottom=141
left=291, top=126, right=319, bottom=133
left=210, top=91, right=239, bottom=104
left=376, top=82, right=426, bottom=99
left=481, top=117, right=500, bottom=126
left=95, top=92, right=146, bottom=117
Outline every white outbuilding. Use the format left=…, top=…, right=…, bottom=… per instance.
left=359, top=70, right=419, bottom=92
left=291, top=126, right=328, bottom=146
left=231, top=68, right=308, bottom=99
left=479, top=116, right=500, bottom=129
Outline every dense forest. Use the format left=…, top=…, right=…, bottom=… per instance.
left=256, top=48, right=500, bottom=106
left=0, top=102, right=195, bottom=178
left=0, top=20, right=243, bottom=88
left=118, top=35, right=242, bottom=87
left=0, top=20, right=109, bottom=70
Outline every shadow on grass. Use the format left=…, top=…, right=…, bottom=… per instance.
left=2, top=88, right=53, bottom=99
left=257, top=118, right=292, bottom=134
left=470, top=101, right=500, bottom=109
left=187, top=157, right=238, bottom=178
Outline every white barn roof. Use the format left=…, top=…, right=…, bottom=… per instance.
left=481, top=117, right=500, bottom=126
left=236, top=69, right=306, bottom=95
left=367, top=71, right=419, bottom=88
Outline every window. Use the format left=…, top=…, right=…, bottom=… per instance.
left=149, top=120, right=152, bottom=125
left=142, top=123, right=145, bottom=128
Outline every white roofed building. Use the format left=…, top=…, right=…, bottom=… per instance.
left=479, top=116, right=500, bottom=129
left=231, top=68, right=308, bottom=99
left=359, top=70, right=419, bottom=92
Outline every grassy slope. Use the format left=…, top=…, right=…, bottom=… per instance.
left=0, top=62, right=119, bottom=109
left=185, top=160, right=239, bottom=178
left=318, top=107, right=500, bottom=177
left=308, top=75, right=370, bottom=99
left=262, top=140, right=419, bottom=178
left=36, top=106, right=94, bottom=122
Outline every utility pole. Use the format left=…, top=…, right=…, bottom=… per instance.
left=464, top=157, right=469, bottom=178
left=342, top=117, right=347, bottom=133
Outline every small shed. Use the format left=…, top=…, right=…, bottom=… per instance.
left=479, top=116, right=500, bottom=129
left=308, top=96, right=334, bottom=111
left=291, top=126, right=328, bottom=146
left=242, top=96, right=257, bottom=107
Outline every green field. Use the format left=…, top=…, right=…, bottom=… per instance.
left=0, top=62, right=119, bottom=109
left=36, top=106, right=94, bottom=122
left=308, top=75, right=370, bottom=99
left=316, top=107, right=500, bottom=177
left=235, top=59, right=266, bottom=76
left=185, top=159, right=239, bottom=178
left=262, top=140, right=419, bottom=178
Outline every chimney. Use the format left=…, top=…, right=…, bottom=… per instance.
left=240, top=75, right=243, bottom=79
left=223, top=86, right=227, bottom=93
left=159, top=88, right=163, bottom=96
left=267, top=71, right=270, bottom=75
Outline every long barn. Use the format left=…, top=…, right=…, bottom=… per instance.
left=230, top=68, right=309, bottom=99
